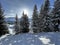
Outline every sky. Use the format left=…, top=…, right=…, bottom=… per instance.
left=0, top=0, right=54, bottom=18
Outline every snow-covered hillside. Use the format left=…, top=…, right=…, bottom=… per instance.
left=7, top=24, right=15, bottom=35
left=0, top=32, right=60, bottom=45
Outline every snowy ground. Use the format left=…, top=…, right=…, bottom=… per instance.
left=8, top=24, right=15, bottom=35
left=0, top=32, right=60, bottom=45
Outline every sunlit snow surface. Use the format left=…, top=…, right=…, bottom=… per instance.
left=0, top=32, right=60, bottom=45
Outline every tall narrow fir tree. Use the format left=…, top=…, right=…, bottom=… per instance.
left=14, top=14, right=20, bottom=34
left=0, top=3, right=8, bottom=36
left=20, top=12, right=29, bottom=33
left=39, top=0, right=51, bottom=32
left=51, top=0, right=60, bottom=32
left=32, top=5, right=39, bottom=33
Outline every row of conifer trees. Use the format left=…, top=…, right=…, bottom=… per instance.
left=14, top=0, right=60, bottom=34
left=0, top=0, right=60, bottom=36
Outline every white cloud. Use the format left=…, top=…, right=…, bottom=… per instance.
left=10, top=10, right=14, bottom=13
left=5, top=12, right=16, bottom=18
left=4, top=8, right=32, bottom=18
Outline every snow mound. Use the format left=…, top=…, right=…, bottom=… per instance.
left=0, top=34, right=10, bottom=40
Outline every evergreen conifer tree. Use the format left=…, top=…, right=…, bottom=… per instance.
left=51, top=0, right=60, bottom=32
left=39, top=0, right=51, bottom=32
left=20, top=12, right=29, bottom=33
left=32, top=4, right=39, bottom=33
left=14, top=14, right=20, bottom=34
left=0, top=3, right=8, bottom=36
left=38, top=4, right=44, bottom=32
left=43, top=0, right=51, bottom=32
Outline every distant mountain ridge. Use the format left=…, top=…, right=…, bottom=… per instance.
left=5, top=17, right=19, bottom=24
left=5, top=17, right=31, bottom=24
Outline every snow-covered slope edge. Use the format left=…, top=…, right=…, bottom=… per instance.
left=0, top=32, right=60, bottom=45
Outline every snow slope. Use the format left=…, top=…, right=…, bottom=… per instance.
left=0, top=32, right=60, bottom=45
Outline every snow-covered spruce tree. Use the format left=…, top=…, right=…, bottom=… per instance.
left=51, top=0, right=60, bottom=32
left=0, top=3, right=8, bottom=36
left=14, top=14, right=20, bottom=34
left=43, top=0, right=51, bottom=32
left=38, top=4, right=45, bottom=32
left=20, top=12, right=29, bottom=33
left=32, top=4, right=39, bottom=33
left=39, top=0, right=51, bottom=32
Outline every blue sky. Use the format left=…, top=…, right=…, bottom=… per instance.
left=0, top=0, right=54, bottom=18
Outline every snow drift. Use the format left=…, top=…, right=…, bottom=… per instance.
left=0, top=32, right=60, bottom=45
